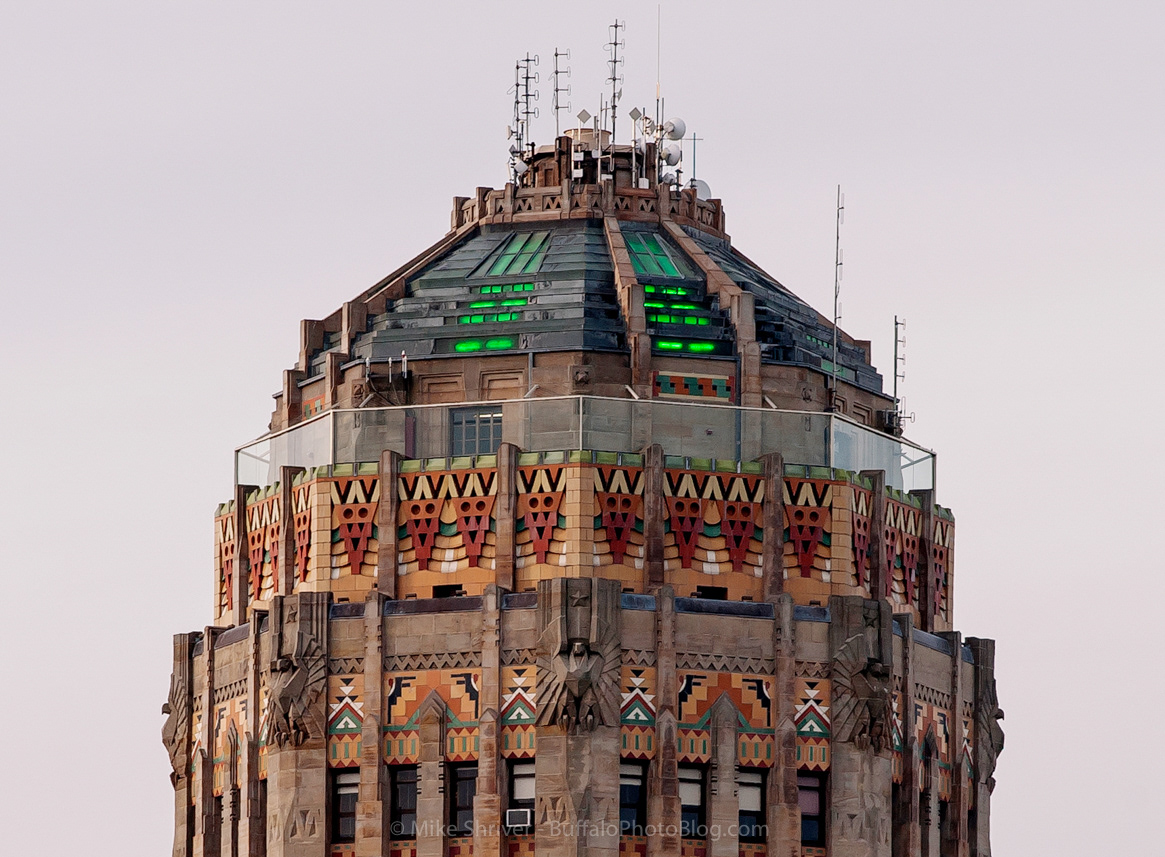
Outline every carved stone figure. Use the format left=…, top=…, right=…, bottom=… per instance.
left=535, top=578, right=621, bottom=731
left=831, top=633, right=891, bottom=752
left=269, top=631, right=327, bottom=746
left=160, top=672, right=188, bottom=783
left=976, top=677, right=1006, bottom=790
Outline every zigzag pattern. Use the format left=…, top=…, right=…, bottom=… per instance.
left=796, top=661, right=830, bottom=679
left=501, top=648, right=537, bottom=666
left=329, top=657, right=364, bottom=674
left=914, top=683, right=952, bottom=709
left=212, top=679, right=247, bottom=704
left=384, top=651, right=482, bottom=671
left=675, top=653, right=775, bottom=675
left=622, top=649, right=658, bottom=666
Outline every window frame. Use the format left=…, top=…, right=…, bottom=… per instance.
left=390, top=765, right=418, bottom=840
left=331, top=768, right=361, bottom=844
left=482, top=232, right=551, bottom=277
left=678, top=765, right=707, bottom=839
left=623, top=231, right=684, bottom=278
left=797, top=772, right=826, bottom=847
left=737, top=769, right=766, bottom=843
left=619, top=762, right=648, bottom=836
left=450, top=406, right=504, bottom=457
left=448, top=763, right=478, bottom=837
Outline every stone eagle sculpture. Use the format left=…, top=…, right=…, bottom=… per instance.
left=831, top=633, right=891, bottom=753
left=269, top=630, right=327, bottom=747
left=535, top=578, right=621, bottom=731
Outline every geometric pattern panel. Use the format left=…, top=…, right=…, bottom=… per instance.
left=884, top=493, right=922, bottom=609
left=653, top=372, right=735, bottom=400
left=330, top=476, right=381, bottom=576
left=677, top=671, right=773, bottom=732
left=782, top=478, right=832, bottom=581
left=327, top=672, right=364, bottom=769
left=663, top=465, right=764, bottom=594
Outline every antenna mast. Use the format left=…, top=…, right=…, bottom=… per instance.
left=892, top=316, right=913, bottom=434
left=687, top=132, right=704, bottom=185
left=830, top=185, right=845, bottom=409
left=606, top=21, right=625, bottom=143
left=519, top=53, right=539, bottom=156
left=552, top=49, right=571, bottom=138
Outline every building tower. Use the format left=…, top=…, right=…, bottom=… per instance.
left=163, top=97, right=1004, bottom=857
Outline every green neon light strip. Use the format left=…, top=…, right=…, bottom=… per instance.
left=654, top=339, right=719, bottom=353
left=645, top=285, right=690, bottom=296
left=648, top=314, right=711, bottom=326
left=468, top=298, right=528, bottom=309
left=480, top=283, right=535, bottom=295
left=458, top=312, right=522, bottom=324
left=454, top=338, right=515, bottom=352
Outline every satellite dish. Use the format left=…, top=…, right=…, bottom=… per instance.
left=663, top=117, right=686, bottom=140
left=663, top=143, right=682, bottom=166
left=690, top=179, right=712, bottom=200
left=514, top=160, right=529, bottom=176
left=660, top=171, right=677, bottom=185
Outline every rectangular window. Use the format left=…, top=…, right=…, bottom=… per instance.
left=510, top=761, right=536, bottom=810
left=678, top=766, right=706, bottom=838
left=485, top=232, right=551, bottom=276
left=390, top=766, right=418, bottom=840
left=624, top=231, right=683, bottom=278
left=737, top=770, right=766, bottom=843
left=433, top=584, right=466, bottom=599
left=451, top=407, right=504, bottom=457
left=619, top=762, right=647, bottom=835
left=798, top=773, right=825, bottom=846
left=506, top=761, right=536, bottom=830
left=449, top=764, right=478, bottom=836
left=331, top=769, right=360, bottom=844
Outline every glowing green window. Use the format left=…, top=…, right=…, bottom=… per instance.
left=479, top=283, right=534, bottom=295
left=648, top=313, right=709, bottom=326
left=468, top=298, right=528, bottom=309
left=458, top=311, right=522, bottom=324
left=486, top=233, right=550, bottom=276
left=624, top=232, right=682, bottom=277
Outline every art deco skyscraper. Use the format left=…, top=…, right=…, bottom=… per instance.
left=164, top=112, right=1004, bottom=857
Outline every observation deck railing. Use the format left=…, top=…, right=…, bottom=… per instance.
left=235, top=395, right=935, bottom=493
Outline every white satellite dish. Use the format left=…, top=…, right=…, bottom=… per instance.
left=660, top=171, right=677, bottom=185
left=663, top=117, right=686, bottom=140
left=690, top=178, right=712, bottom=200
left=663, top=143, right=682, bottom=166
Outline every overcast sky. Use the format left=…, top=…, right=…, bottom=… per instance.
left=2, top=2, right=1162, bottom=853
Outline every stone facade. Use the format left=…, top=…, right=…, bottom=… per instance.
left=165, top=133, right=1002, bottom=857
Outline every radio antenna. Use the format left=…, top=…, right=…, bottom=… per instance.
left=892, top=316, right=914, bottom=433
left=606, top=21, right=625, bottom=143
left=518, top=53, right=539, bottom=156
left=830, top=185, right=845, bottom=409
left=552, top=48, right=571, bottom=138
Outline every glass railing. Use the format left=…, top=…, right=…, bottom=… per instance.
left=236, top=396, right=935, bottom=493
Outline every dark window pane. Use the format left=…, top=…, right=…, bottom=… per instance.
left=802, top=818, right=820, bottom=842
